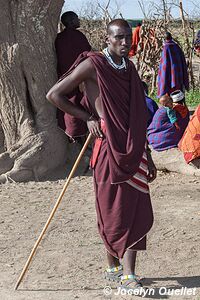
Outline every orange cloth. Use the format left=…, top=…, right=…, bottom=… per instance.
left=173, top=104, right=189, bottom=118
left=178, top=105, right=200, bottom=163
left=129, top=25, right=141, bottom=57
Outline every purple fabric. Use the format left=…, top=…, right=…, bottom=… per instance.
left=145, top=96, right=159, bottom=126
left=157, top=40, right=189, bottom=97
left=147, top=107, right=189, bottom=151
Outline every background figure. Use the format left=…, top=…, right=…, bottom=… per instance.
left=148, top=90, right=189, bottom=151
left=142, top=81, right=158, bottom=127
left=55, top=11, right=91, bottom=142
left=159, top=95, right=180, bottom=130
left=129, top=22, right=141, bottom=57
left=170, top=90, right=188, bottom=117
left=178, top=105, right=200, bottom=167
left=157, top=32, right=189, bottom=98
left=193, top=30, right=200, bottom=56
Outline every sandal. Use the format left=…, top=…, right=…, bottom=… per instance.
left=104, top=265, right=123, bottom=282
left=120, top=274, right=143, bottom=291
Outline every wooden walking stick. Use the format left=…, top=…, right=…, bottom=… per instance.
left=15, top=133, right=92, bottom=290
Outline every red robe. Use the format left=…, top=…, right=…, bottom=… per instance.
left=88, top=52, right=153, bottom=258
left=129, top=25, right=141, bottom=57
left=55, top=28, right=91, bottom=138
left=59, top=51, right=154, bottom=258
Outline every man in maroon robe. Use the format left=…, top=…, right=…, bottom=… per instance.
left=47, top=19, right=156, bottom=290
left=55, top=11, right=91, bottom=141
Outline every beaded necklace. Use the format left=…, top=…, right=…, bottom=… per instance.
left=102, top=48, right=126, bottom=70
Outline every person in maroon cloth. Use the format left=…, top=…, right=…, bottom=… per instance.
left=55, top=11, right=91, bottom=143
left=47, top=19, right=156, bottom=291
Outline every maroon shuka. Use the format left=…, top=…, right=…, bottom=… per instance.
left=59, top=52, right=154, bottom=258
left=88, top=52, right=148, bottom=182
left=86, top=52, right=153, bottom=258
left=55, top=28, right=91, bottom=77
left=55, top=28, right=91, bottom=138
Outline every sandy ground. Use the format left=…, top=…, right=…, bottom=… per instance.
left=0, top=169, right=200, bottom=300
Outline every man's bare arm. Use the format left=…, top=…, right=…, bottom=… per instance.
left=46, top=58, right=93, bottom=121
left=46, top=57, right=103, bottom=138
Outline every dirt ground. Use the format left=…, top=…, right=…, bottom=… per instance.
left=0, top=169, right=200, bottom=300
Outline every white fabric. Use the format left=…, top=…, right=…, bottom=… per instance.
left=170, top=90, right=185, bottom=102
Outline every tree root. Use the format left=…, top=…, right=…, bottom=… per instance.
left=0, top=128, right=69, bottom=183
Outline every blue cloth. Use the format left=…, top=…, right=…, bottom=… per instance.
left=147, top=107, right=189, bottom=151
left=157, top=40, right=189, bottom=97
left=145, top=96, right=159, bottom=127
left=166, top=107, right=177, bottom=124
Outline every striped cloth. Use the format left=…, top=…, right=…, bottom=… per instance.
left=90, top=120, right=149, bottom=194
left=157, top=40, right=189, bottom=97
left=127, top=150, right=149, bottom=194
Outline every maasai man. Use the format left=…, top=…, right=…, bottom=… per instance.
left=157, top=32, right=189, bottom=97
left=47, top=19, right=156, bottom=291
left=55, top=11, right=91, bottom=142
left=148, top=90, right=189, bottom=151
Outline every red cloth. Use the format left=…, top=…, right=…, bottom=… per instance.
left=88, top=53, right=153, bottom=257
left=93, top=137, right=153, bottom=258
left=88, top=52, right=148, bottom=183
left=178, top=105, right=200, bottom=163
left=55, top=28, right=91, bottom=77
left=55, top=28, right=91, bottom=137
left=59, top=52, right=153, bottom=258
left=129, top=25, right=141, bottom=57
left=173, top=104, right=189, bottom=118
left=91, top=120, right=149, bottom=194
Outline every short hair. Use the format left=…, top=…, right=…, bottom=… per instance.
left=61, top=11, right=78, bottom=27
left=107, top=19, right=131, bottom=35
left=165, top=31, right=172, bottom=40
left=159, top=94, right=172, bottom=105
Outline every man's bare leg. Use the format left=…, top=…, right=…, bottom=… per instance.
left=105, top=251, right=122, bottom=282
left=106, top=251, right=121, bottom=268
left=123, top=249, right=137, bottom=275
left=120, top=249, right=143, bottom=288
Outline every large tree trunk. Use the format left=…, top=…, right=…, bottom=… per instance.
left=0, top=0, right=70, bottom=183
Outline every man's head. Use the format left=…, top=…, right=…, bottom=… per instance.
left=159, top=95, right=173, bottom=108
left=61, top=11, right=80, bottom=29
left=106, top=19, right=132, bottom=58
left=165, top=31, right=172, bottom=41
left=136, top=22, right=142, bottom=27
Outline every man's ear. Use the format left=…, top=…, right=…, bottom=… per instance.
left=105, top=35, right=110, bottom=45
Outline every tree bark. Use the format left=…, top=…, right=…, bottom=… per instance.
left=0, top=0, right=69, bottom=183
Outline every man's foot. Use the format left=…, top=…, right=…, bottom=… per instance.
left=104, top=265, right=123, bottom=282
left=120, top=274, right=144, bottom=291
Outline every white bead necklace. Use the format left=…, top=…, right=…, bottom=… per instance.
left=103, top=48, right=126, bottom=70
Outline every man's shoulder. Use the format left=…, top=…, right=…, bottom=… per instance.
left=86, top=51, right=107, bottom=64
left=74, top=53, right=96, bottom=72
left=56, top=28, right=86, bottom=39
